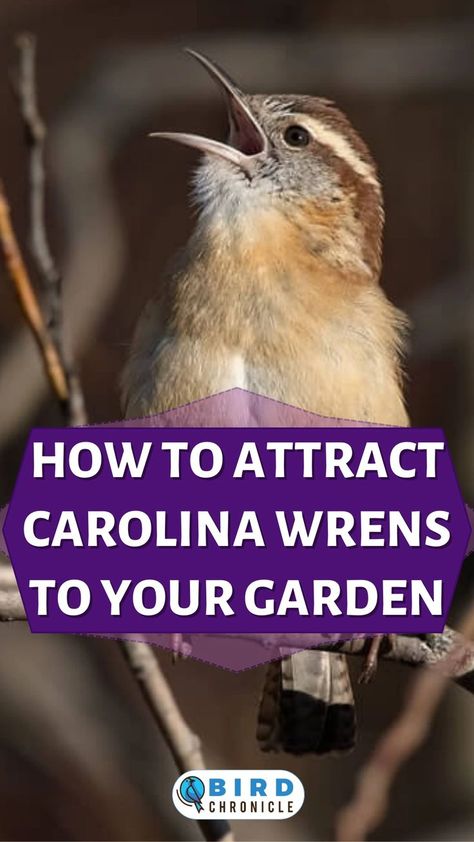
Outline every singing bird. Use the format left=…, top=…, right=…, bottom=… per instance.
left=122, top=51, right=409, bottom=754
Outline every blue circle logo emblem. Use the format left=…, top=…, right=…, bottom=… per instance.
left=177, top=776, right=205, bottom=813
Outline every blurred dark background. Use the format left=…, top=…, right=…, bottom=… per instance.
left=0, top=1, right=473, bottom=840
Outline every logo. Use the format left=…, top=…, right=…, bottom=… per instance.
left=172, top=769, right=304, bottom=820
left=177, top=775, right=205, bottom=813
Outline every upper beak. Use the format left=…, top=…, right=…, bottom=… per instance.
left=149, top=49, right=268, bottom=174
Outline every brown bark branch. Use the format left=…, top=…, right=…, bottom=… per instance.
left=120, top=640, right=233, bottom=842
left=13, top=33, right=87, bottom=426
left=0, top=182, right=69, bottom=408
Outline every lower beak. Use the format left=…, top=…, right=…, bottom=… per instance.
left=149, top=49, right=268, bottom=175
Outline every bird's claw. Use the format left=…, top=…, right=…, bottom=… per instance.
left=358, top=634, right=395, bottom=685
left=171, top=633, right=193, bottom=662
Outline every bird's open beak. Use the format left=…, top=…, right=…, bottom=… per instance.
left=149, top=49, right=268, bottom=174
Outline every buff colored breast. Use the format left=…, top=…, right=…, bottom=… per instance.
left=122, top=208, right=408, bottom=427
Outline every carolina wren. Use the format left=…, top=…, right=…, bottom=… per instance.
left=122, top=50, right=409, bottom=755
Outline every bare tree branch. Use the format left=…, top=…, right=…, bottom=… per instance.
left=335, top=605, right=474, bottom=842
left=13, top=33, right=87, bottom=427
left=0, top=182, right=69, bottom=408
left=120, top=640, right=233, bottom=842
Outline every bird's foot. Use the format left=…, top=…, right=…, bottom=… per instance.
left=171, top=633, right=193, bottom=662
left=358, top=634, right=395, bottom=684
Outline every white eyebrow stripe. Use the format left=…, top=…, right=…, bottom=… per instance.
left=300, top=116, right=380, bottom=188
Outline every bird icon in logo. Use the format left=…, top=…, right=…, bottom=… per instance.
left=177, top=776, right=205, bottom=813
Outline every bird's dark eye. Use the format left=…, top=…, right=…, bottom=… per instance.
left=283, top=125, right=310, bottom=147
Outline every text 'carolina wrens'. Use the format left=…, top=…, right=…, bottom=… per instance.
left=122, top=50, right=409, bottom=755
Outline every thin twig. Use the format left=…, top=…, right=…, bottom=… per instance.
left=335, top=605, right=474, bottom=842
left=120, top=640, right=233, bottom=842
left=0, top=182, right=69, bottom=408
left=13, top=33, right=87, bottom=426
left=15, top=36, right=54, bottom=319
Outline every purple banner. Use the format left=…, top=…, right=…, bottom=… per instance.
left=3, top=415, right=470, bottom=639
